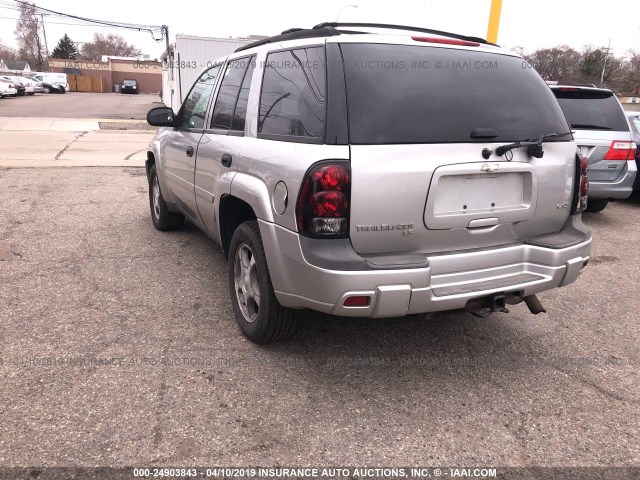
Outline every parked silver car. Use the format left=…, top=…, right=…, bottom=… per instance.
left=145, top=23, right=592, bottom=343
left=551, top=85, right=637, bottom=212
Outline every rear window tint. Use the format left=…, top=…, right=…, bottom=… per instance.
left=340, top=44, right=569, bottom=144
left=553, top=90, right=629, bottom=132
left=258, top=47, right=326, bottom=141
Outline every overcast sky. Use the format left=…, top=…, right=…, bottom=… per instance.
left=1, top=0, right=639, bottom=59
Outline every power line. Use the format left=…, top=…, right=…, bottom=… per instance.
left=13, top=0, right=162, bottom=30
left=0, top=13, right=156, bottom=29
left=10, top=0, right=165, bottom=41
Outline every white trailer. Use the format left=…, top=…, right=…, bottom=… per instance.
left=161, top=35, right=257, bottom=113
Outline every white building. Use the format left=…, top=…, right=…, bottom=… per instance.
left=161, top=35, right=262, bottom=112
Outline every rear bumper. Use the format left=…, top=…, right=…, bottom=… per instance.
left=589, top=162, right=637, bottom=199
left=260, top=217, right=592, bottom=318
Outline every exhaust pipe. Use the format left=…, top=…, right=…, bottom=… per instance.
left=523, top=294, right=546, bottom=314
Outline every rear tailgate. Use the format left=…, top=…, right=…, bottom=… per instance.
left=553, top=88, right=633, bottom=182
left=340, top=42, right=576, bottom=255
left=349, top=143, right=576, bottom=255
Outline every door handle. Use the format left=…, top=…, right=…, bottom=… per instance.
left=186, top=146, right=194, bottom=157
left=221, top=153, right=233, bottom=168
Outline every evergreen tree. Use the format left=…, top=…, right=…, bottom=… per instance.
left=51, top=34, right=78, bottom=59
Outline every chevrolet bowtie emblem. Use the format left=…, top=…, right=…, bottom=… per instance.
left=481, top=162, right=500, bottom=173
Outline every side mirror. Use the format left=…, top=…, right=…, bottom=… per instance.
left=147, top=107, right=175, bottom=127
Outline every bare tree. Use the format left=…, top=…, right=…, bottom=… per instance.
left=579, top=45, right=625, bottom=88
left=618, top=50, right=640, bottom=93
left=14, top=1, right=47, bottom=70
left=524, top=46, right=582, bottom=83
left=0, top=39, right=18, bottom=61
left=80, top=33, right=142, bottom=61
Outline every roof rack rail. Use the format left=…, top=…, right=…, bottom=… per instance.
left=313, top=22, right=496, bottom=46
left=235, top=26, right=340, bottom=52
left=234, top=22, right=497, bottom=53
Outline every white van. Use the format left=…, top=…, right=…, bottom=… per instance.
left=31, top=72, right=69, bottom=93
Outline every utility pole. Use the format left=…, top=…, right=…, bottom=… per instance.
left=600, top=38, right=611, bottom=85
left=162, top=25, right=169, bottom=55
left=486, top=0, right=503, bottom=44
left=40, top=14, right=49, bottom=64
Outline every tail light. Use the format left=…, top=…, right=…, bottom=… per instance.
left=604, top=141, right=636, bottom=160
left=296, top=161, right=351, bottom=237
left=571, top=155, right=589, bottom=215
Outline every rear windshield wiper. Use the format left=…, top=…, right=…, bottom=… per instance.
left=570, top=123, right=612, bottom=130
left=495, top=132, right=573, bottom=159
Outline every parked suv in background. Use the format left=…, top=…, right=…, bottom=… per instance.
left=121, top=79, right=139, bottom=94
left=145, top=23, right=592, bottom=343
left=551, top=85, right=637, bottom=212
left=625, top=111, right=640, bottom=190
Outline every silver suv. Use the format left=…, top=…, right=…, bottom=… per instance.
left=145, top=23, right=592, bottom=343
left=551, top=85, right=637, bottom=212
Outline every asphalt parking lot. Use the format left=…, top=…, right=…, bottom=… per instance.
left=0, top=166, right=638, bottom=467
left=0, top=92, right=159, bottom=119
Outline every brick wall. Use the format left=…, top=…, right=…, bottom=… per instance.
left=48, top=58, right=162, bottom=94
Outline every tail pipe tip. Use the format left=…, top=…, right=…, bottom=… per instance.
left=523, top=294, right=547, bottom=315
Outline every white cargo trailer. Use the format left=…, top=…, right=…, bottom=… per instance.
left=161, top=35, right=258, bottom=113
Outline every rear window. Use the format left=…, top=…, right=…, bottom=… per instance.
left=258, top=47, right=326, bottom=142
left=340, top=44, right=569, bottom=144
left=553, top=90, right=629, bottom=132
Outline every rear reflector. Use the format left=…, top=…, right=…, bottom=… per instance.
left=344, top=296, right=371, bottom=307
left=411, top=36, right=480, bottom=47
left=604, top=141, right=636, bottom=160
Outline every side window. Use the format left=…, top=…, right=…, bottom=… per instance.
left=179, top=65, right=220, bottom=129
left=258, top=47, right=326, bottom=140
left=210, top=58, right=250, bottom=131
left=231, top=57, right=256, bottom=132
left=632, top=116, right=640, bottom=134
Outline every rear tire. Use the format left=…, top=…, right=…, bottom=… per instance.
left=148, top=164, right=184, bottom=231
left=228, top=221, right=299, bottom=344
left=586, top=198, right=609, bottom=213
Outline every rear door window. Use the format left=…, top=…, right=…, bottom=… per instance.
left=230, top=56, right=256, bottom=132
left=258, top=47, right=326, bottom=142
left=553, top=89, right=629, bottom=132
left=210, top=58, right=250, bottom=131
left=340, top=44, right=569, bottom=144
